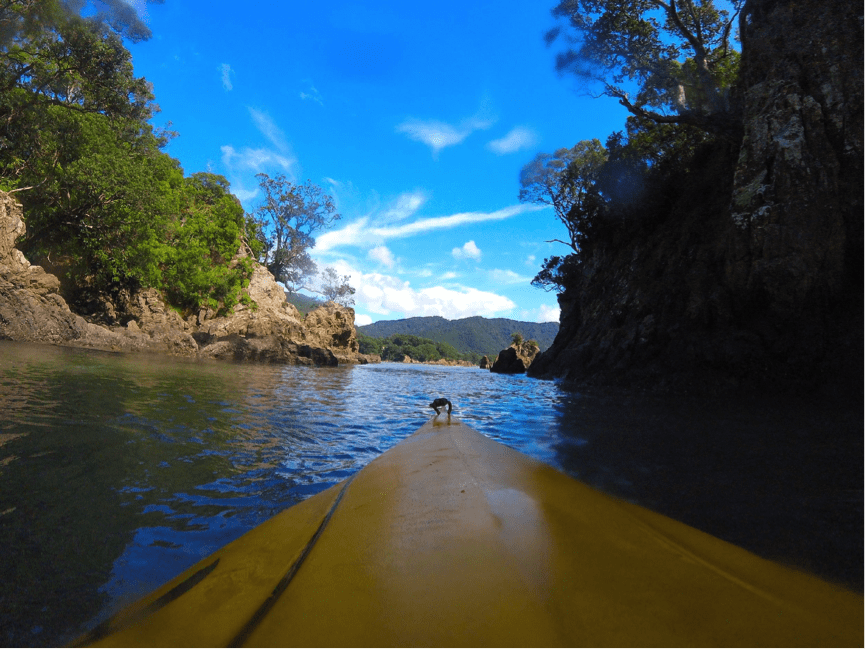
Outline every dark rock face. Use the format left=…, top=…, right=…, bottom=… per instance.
left=529, top=0, right=862, bottom=392
left=491, top=342, right=539, bottom=375
left=0, top=192, right=365, bottom=366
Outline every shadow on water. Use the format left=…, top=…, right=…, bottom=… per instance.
left=551, top=387, right=864, bottom=592
left=0, top=343, right=861, bottom=646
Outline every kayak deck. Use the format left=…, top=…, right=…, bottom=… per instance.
left=80, top=418, right=862, bottom=647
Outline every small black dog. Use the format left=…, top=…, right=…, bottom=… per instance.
left=429, top=398, right=453, bottom=415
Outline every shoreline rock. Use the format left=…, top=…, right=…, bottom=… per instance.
left=0, top=192, right=370, bottom=367
left=490, top=341, right=540, bottom=374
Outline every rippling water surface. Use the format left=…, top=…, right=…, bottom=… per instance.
left=0, top=341, right=861, bottom=646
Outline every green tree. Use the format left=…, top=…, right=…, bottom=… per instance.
left=519, top=139, right=607, bottom=253
left=161, top=173, right=254, bottom=313
left=357, top=332, right=383, bottom=355
left=546, top=0, right=743, bottom=137
left=319, top=266, right=355, bottom=307
left=14, top=107, right=181, bottom=294
left=252, top=173, right=340, bottom=293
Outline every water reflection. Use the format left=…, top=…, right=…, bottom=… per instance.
left=0, top=342, right=860, bottom=647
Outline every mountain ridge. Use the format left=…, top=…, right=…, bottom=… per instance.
left=358, top=316, right=558, bottom=356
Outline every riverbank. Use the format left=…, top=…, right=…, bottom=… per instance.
left=0, top=192, right=369, bottom=366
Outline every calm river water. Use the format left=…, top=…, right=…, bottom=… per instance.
left=0, top=341, right=861, bottom=646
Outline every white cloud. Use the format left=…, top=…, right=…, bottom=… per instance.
left=440, top=271, right=459, bottom=280
left=248, top=108, right=289, bottom=152
left=489, top=269, right=532, bottom=284
left=526, top=254, right=536, bottom=266
left=396, top=109, right=496, bottom=157
left=317, top=203, right=542, bottom=252
left=452, top=240, right=482, bottom=261
left=368, top=245, right=396, bottom=268
left=355, top=313, right=373, bottom=326
left=323, top=260, right=515, bottom=319
left=487, top=126, right=538, bottom=155
left=220, top=145, right=297, bottom=175
left=219, top=63, right=234, bottom=91
left=538, top=304, right=560, bottom=323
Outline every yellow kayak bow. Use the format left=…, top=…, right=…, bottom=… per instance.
left=79, top=418, right=862, bottom=647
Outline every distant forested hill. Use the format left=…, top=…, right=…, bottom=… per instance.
left=358, top=316, right=558, bottom=356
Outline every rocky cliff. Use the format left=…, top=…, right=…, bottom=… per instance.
left=490, top=341, right=540, bottom=374
left=0, top=192, right=364, bottom=366
left=529, top=0, right=862, bottom=393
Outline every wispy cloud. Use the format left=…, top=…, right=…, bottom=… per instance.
left=316, top=204, right=542, bottom=252
left=396, top=107, right=496, bottom=157
left=452, top=240, right=482, bottom=261
left=232, top=186, right=259, bottom=202
left=382, top=191, right=426, bottom=222
left=219, top=63, right=234, bottom=91
left=299, top=83, right=324, bottom=106
left=248, top=107, right=289, bottom=152
left=368, top=245, right=396, bottom=268
left=487, top=126, right=538, bottom=155
left=489, top=269, right=532, bottom=284
left=220, top=145, right=297, bottom=174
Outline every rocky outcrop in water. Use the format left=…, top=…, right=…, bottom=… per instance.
left=529, top=0, right=862, bottom=393
left=0, top=192, right=366, bottom=366
left=491, top=341, right=539, bottom=374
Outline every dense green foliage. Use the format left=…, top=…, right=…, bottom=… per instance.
left=0, top=1, right=260, bottom=315
left=358, top=316, right=558, bottom=357
left=358, top=332, right=476, bottom=363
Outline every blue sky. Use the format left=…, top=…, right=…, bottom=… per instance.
left=125, top=0, right=630, bottom=325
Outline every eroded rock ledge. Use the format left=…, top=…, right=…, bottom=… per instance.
left=0, top=192, right=368, bottom=366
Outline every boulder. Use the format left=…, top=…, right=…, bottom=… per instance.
left=490, top=342, right=540, bottom=374
left=303, top=301, right=359, bottom=363
left=479, top=355, right=491, bottom=369
left=0, top=193, right=111, bottom=346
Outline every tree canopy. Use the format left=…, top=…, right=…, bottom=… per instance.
left=252, top=173, right=340, bottom=293
left=519, top=139, right=607, bottom=253
left=319, top=266, right=355, bottom=307
left=547, top=0, right=743, bottom=137
left=0, top=1, right=257, bottom=316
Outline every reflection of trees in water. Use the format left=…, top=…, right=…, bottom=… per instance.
left=552, top=389, right=863, bottom=592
